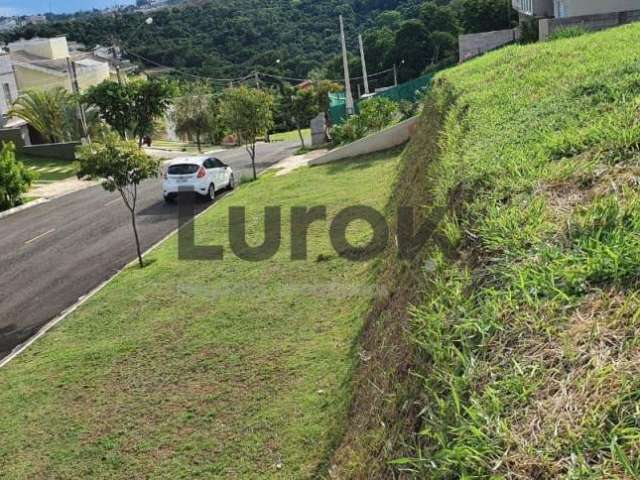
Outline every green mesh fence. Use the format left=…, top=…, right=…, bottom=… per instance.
left=328, top=74, right=433, bottom=126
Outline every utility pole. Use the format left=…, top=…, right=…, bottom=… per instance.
left=66, top=58, right=89, bottom=142
left=393, top=64, right=398, bottom=87
left=339, top=15, right=355, bottom=115
left=358, top=34, right=369, bottom=95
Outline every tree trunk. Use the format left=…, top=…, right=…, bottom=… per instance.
left=196, top=131, right=202, bottom=152
left=250, top=142, right=257, bottom=180
left=296, top=120, right=305, bottom=149
left=131, top=208, right=144, bottom=268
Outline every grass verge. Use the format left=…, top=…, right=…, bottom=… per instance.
left=271, top=129, right=310, bottom=145
left=0, top=150, right=399, bottom=478
left=17, top=154, right=77, bottom=184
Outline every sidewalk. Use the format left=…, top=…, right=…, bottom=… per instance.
left=270, top=148, right=329, bottom=176
left=29, top=177, right=98, bottom=200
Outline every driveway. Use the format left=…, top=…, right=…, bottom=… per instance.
left=0, top=141, right=298, bottom=359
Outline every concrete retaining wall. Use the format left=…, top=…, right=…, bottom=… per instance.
left=309, top=116, right=419, bottom=166
left=0, top=126, right=29, bottom=147
left=459, top=28, right=521, bottom=62
left=540, top=9, right=640, bottom=40
left=17, top=142, right=79, bottom=160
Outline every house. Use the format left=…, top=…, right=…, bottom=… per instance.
left=512, top=0, right=640, bottom=18
left=0, top=53, right=18, bottom=121
left=23, top=15, right=47, bottom=25
left=8, top=37, right=111, bottom=94
left=512, top=0, right=554, bottom=18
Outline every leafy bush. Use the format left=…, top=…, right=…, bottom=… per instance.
left=550, top=25, right=588, bottom=40
left=0, top=143, right=35, bottom=211
left=332, top=97, right=400, bottom=145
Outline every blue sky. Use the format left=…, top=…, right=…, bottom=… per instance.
left=0, top=0, right=134, bottom=16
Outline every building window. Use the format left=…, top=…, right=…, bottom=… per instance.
left=2, top=82, right=13, bottom=108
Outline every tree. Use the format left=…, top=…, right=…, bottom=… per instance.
left=453, top=0, right=517, bottom=34
left=419, top=2, right=460, bottom=34
left=285, top=88, right=319, bottom=149
left=174, top=85, right=218, bottom=152
left=391, top=20, right=433, bottom=81
left=83, top=81, right=132, bottom=139
left=9, top=88, right=78, bottom=143
left=219, top=86, right=274, bottom=180
left=83, top=79, right=173, bottom=145
left=76, top=133, right=159, bottom=268
left=130, top=79, right=174, bottom=146
left=0, top=143, right=35, bottom=211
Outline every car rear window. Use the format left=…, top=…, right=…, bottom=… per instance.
left=168, top=164, right=199, bottom=175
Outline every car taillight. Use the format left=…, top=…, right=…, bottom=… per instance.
left=197, top=166, right=206, bottom=178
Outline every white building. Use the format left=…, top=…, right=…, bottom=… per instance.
left=513, top=0, right=640, bottom=18
left=0, top=54, right=18, bottom=119
left=8, top=37, right=111, bottom=93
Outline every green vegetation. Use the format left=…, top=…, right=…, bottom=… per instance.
left=333, top=23, right=640, bottom=478
left=0, top=149, right=399, bottom=479
left=0, top=144, right=35, bottom=210
left=17, top=154, right=76, bottom=184
left=271, top=128, right=311, bottom=144
left=9, top=88, right=90, bottom=143
left=332, top=96, right=402, bottom=145
left=8, top=0, right=513, bottom=86
left=220, top=86, right=275, bottom=179
left=83, top=79, right=174, bottom=146
left=76, top=133, right=160, bottom=268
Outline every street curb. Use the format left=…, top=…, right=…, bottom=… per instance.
left=0, top=180, right=98, bottom=221
left=0, top=198, right=49, bottom=220
left=0, top=189, right=236, bottom=370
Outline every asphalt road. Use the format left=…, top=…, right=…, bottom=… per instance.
left=0, top=141, right=298, bottom=359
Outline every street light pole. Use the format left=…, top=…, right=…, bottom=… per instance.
left=339, top=15, right=355, bottom=115
left=358, top=34, right=369, bottom=95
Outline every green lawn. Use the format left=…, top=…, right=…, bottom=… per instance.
left=0, top=150, right=399, bottom=478
left=17, top=154, right=77, bottom=185
left=271, top=128, right=310, bottom=144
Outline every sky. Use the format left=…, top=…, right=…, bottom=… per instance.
left=0, top=0, right=134, bottom=16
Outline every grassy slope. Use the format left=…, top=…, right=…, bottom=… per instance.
left=0, top=151, right=399, bottom=478
left=391, top=24, right=640, bottom=478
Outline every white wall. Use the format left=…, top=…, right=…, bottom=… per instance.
left=309, top=117, right=419, bottom=166
left=557, top=0, right=640, bottom=17
left=0, top=55, right=18, bottom=117
left=8, top=37, right=70, bottom=60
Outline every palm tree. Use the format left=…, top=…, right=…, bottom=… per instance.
left=8, top=88, right=78, bottom=143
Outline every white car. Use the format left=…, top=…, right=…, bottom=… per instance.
left=163, top=156, right=235, bottom=202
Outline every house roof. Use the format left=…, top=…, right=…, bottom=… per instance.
left=10, top=50, right=69, bottom=74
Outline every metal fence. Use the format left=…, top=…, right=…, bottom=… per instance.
left=328, top=74, right=433, bottom=125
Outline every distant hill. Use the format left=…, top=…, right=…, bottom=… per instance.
left=3, top=0, right=421, bottom=81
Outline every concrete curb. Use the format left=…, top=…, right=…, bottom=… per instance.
left=309, top=116, right=419, bottom=166
left=0, top=180, right=98, bottom=221
left=0, top=198, right=49, bottom=220
left=0, top=190, right=235, bottom=370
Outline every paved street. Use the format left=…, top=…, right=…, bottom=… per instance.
left=0, top=141, right=298, bottom=359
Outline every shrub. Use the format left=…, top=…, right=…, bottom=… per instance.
left=0, top=143, right=35, bottom=211
left=332, top=97, right=401, bottom=145
left=550, top=26, right=588, bottom=40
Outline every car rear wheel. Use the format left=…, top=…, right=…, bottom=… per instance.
left=207, top=184, right=216, bottom=201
